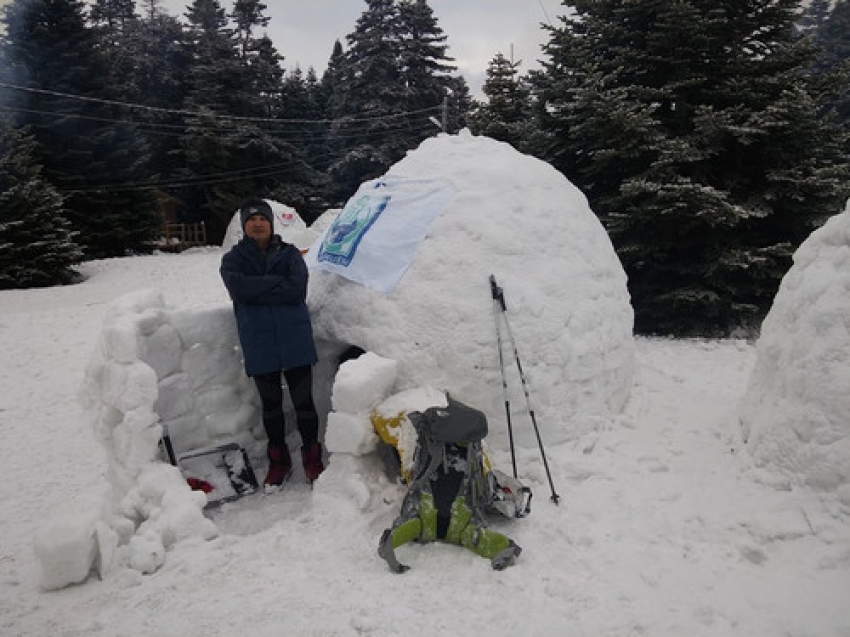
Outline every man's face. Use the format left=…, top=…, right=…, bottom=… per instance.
left=245, top=214, right=272, bottom=243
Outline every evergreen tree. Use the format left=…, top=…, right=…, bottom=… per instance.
left=0, top=0, right=160, bottom=258
left=88, top=0, right=142, bottom=102
left=325, top=0, right=406, bottom=203
left=536, top=0, right=850, bottom=336
left=176, top=0, right=312, bottom=242
left=318, top=38, right=346, bottom=149
left=799, top=0, right=832, bottom=31
left=396, top=0, right=456, bottom=111
left=130, top=8, right=190, bottom=183
left=0, top=118, right=84, bottom=289
left=444, top=74, right=474, bottom=133
left=807, top=0, right=850, bottom=137
left=467, top=52, right=544, bottom=154
left=397, top=0, right=468, bottom=134
left=276, top=66, right=328, bottom=220
left=324, top=0, right=464, bottom=205
left=314, top=39, right=347, bottom=190
left=319, top=39, right=346, bottom=118
left=231, top=0, right=269, bottom=53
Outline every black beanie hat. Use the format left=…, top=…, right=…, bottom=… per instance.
left=239, top=198, right=274, bottom=229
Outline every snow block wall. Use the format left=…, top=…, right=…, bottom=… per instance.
left=52, top=289, right=262, bottom=588
left=740, top=200, right=850, bottom=504
left=316, top=352, right=448, bottom=516
left=307, top=131, right=635, bottom=449
left=82, top=289, right=261, bottom=482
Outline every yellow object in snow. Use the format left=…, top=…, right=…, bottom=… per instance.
left=370, top=408, right=493, bottom=483
left=370, top=409, right=414, bottom=482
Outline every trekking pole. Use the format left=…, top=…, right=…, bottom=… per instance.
left=490, top=274, right=518, bottom=479
left=161, top=422, right=179, bottom=466
left=489, top=275, right=561, bottom=505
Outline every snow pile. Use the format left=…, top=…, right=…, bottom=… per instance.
left=741, top=199, right=850, bottom=503
left=307, top=131, right=635, bottom=449
left=221, top=199, right=317, bottom=251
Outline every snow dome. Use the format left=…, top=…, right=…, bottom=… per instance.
left=307, top=130, right=635, bottom=448
left=740, top=199, right=850, bottom=502
left=221, top=199, right=318, bottom=251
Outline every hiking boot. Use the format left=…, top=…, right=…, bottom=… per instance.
left=264, top=445, right=292, bottom=491
left=491, top=541, right=522, bottom=571
left=301, top=441, right=324, bottom=483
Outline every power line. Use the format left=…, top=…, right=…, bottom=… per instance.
left=538, top=0, right=553, bottom=27
left=0, top=81, right=443, bottom=125
left=0, top=103, right=440, bottom=147
left=1, top=84, right=448, bottom=192
left=58, top=166, right=301, bottom=194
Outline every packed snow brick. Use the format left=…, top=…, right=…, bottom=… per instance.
left=34, top=514, right=99, bottom=591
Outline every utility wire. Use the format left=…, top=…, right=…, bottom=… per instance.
left=47, top=117, right=438, bottom=193
left=538, top=0, right=553, bottom=26
left=0, top=81, right=443, bottom=125
left=0, top=101, right=443, bottom=140
left=59, top=166, right=301, bottom=194
left=1, top=84, right=446, bottom=192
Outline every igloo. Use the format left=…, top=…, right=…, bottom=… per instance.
left=56, top=131, right=634, bottom=588
left=306, top=131, right=635, bottom=449
left=221, top=199, right=318, bottom=251
left=740, top=199, right=850, bottom=502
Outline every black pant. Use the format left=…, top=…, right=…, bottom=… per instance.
left=253, top=365, right=319, bottom=449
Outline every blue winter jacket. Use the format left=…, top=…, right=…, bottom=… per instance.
left=220, top=235, right=318, bottom=376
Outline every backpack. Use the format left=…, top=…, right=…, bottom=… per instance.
left=377, top=394, right=530, bottom=572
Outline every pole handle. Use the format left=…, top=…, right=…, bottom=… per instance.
left=489, top=274, right=507, bottom=311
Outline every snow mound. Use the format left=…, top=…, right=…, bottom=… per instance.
left=307, top=131, right=635, bottom=448
left=221, top=198, right=318, bottom=251
left=741, top=199, right=850, bottom=501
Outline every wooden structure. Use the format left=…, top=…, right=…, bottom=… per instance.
left=157, top=222, right=207, bottom=252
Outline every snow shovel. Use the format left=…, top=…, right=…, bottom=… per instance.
left=160, top=424, right=259, bottom=507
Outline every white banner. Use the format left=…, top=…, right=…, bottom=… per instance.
left=305, top=176, right=458, bottom=293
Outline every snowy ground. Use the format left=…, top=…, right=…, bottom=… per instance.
left=1, top=250, right=849, bottom=637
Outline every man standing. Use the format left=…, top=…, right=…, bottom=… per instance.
left=220, top=198, right=324, bottom=490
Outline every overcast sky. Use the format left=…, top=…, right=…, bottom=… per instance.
left=157, top=0, right=567, bottom=98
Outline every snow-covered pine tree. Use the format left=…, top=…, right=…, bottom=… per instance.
left=275, top=66, right=328, bottom=221
left=443, top=74, right=474, bottom=134
left=805, top=0, right=850, bottom=140
left=537, top=0, right=850, bottom=336
left=0, top=119, right=84, bottom=289
left=90, top=0, right=190, bottom=186
left=467, top=52, right=544, bottom=155
left=174, top=0, right=313, bottom=242
left=396, top=0, right=457, bottom=113
left=233, top=0, right=321, bottom=217
left=397, top=0, right=471, bottom=136
left=1, top=0, right=161, bottom=259
left=324, top=0, right=465, bottom=206
left=798, top=0, right=833, bottom=31
left=324, top=0, right=406, bottom=203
